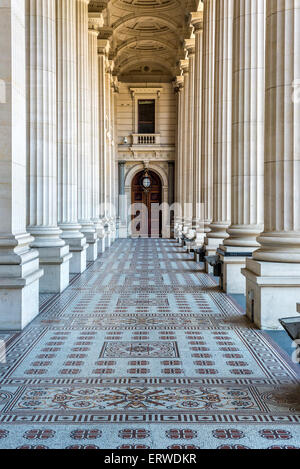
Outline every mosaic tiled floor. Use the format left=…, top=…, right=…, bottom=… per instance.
left=0, top=239, right=300, bottom=449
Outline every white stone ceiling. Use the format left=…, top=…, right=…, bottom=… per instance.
left=89, top=0, right=200, bottom=82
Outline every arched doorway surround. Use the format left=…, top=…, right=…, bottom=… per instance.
left=124, top=163, right=170, bottom=239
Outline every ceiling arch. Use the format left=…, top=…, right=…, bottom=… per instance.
left=94, top=0, right=199, bottom=82
left=112, top=14, right=182, bottom=39
left=115, top=38, right=177, bottom=60
left=111, top=0, right=182, bottom=12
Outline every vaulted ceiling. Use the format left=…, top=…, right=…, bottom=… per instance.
left=89, top=0, right=201, bottom=82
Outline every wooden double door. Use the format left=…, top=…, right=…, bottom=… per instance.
left=131, top=170, right=162, bottom=238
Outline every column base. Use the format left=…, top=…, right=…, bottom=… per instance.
left=119, top=223, right=128, bottom=239
left=204, top=237, right=221, bottom=274
left=81, top=226, right=99, bottom=263
left=218, top=246, right=254, bottom=295
left=98, top=237, right=106, bottom=254
left=105, top=234, right=111, bottom=249
left=38, top=245, right=72, bottom=293
left=87, top=239, right=98, bottom=262
left=65, top=238, right=88, bottom=274
left=0, top=249, right=43, bottom=330
left=242, top=259, right=300, bottom=330
left=83, top=232, right=98, bottom=263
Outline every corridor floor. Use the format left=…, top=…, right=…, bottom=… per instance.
left=0, top=239, right=300, bottom=449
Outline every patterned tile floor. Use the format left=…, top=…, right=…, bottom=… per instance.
left=0, top=239, right=300, bottom=449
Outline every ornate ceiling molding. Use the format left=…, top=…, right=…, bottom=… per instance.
left=89, top=0, right=195, bottom=82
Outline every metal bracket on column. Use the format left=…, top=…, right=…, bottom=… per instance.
left=279, top=318, right=300, bottom=342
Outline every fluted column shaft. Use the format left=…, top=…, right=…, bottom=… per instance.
left=201, top=0, right=216, bottom=233
left=174, top=78, right=184, bottom=232
left=98, top=42, right=109, bottom=222
left=105, top=65, right=112, bottom=219
left=184, top=40, right=195, bottom=229
left=56, top=0, right=87, bottom=273
left=109, top=77, right=118, bottom=241
left=191, top=11, right=204, bottom=241
left=180, top=60, right=189, bottom=229
left=0, top=0, right=42, bottom=329
left=26, top=0, right=62, bottom=246
left=254, top=0, right=300, bottom=263
left=26, top=0, right=71, bottom=293
left=207, top=0, right=233, bottom=245
left=225, top=0, right=265, bottom=248
left=77, top=0, right=94, bottom=236
left=88, top=27, right=100, bottom=228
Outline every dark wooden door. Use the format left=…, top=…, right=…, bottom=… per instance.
left=131, top=170, right=162, bottom=238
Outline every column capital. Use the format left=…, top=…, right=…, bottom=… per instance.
left=98, top=39, right=110, bottom=56
left=173, top=75, right=184, bottom=92
left=180, top=59, right=189, bottom=74
left=190, top=11, right=204, bottom=32
left=112, top=76, right=119, bottom=93
left=88, top=12, right=104, bottom=33
left=184, top=38, right=195, bottom=56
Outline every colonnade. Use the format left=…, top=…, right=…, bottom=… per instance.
left=0, top=0, right=299, bottom=332
left=174, top=0, right=300, bottom=329
left=0, top=0, right=116, bottom=329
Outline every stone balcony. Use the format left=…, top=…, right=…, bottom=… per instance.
left=132, top=134, right=161, bottom=145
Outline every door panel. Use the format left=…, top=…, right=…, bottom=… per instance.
left=131, top=170, right=162, bottom=238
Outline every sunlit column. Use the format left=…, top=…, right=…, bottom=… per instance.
left=26, top=0, right=71, bottom=293
left=56, top=0, right=88, bottom=274
left=0, top=0, right=43, bottom=329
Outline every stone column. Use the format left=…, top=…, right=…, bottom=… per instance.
left=174, top=76, right=184, bottom=241
left=183, top=40, right=195, bottom=234
left=109, top=74, right=118, bottom=244
left=205, top=0, right=233, bottom=269
left=26, top=0, right=71, bottom=294
left=97, top=39, right=110, bottom=253
left=56, top=0, right=88, bottom=274
left=242, top=0, right=300, bottom=329
left=0, top=0, right=43, bottom=330
left=219, top=0, right=265, bottom=294
left=76, top=0, right=98, bottom=262
left=104, top=61, right=113, bottom=248
left=168, top=161, right=175, bottom=238
left=180, top=59, right=189, bottom=237
left=88, top=14, right=103, bottom=241
left=191, top=9, right=204, bottom=248
left=201, top=0, right=216, bottom=244
left=118, top=161, right=127, bottom=238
